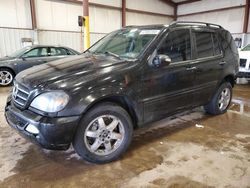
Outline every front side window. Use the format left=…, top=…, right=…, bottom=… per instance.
left=88, top=28, right=161, bottom=59
left=158, top=29, right=191, bottom=63
left=22, top=47, right=48, bottom=58
left=195, top=32, right=213, bottom=58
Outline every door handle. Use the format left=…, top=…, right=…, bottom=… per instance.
left=219, top=61, right=226, bottom=65
left=186, top=66, right=197, bottom=71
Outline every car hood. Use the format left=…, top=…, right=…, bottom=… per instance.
left=16, top=53, right=131, bottom=89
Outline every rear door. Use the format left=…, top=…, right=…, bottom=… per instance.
left=191, top=29, right=224, bottom=106
left=141, top=29, right=196, bottom=123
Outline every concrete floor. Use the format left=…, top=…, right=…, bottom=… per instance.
left=0, top=81, right=250, bottom=188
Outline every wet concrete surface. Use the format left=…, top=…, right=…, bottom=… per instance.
left=0, top=80, right=250, bottom=188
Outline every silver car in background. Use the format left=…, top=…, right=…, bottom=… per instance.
left=0, top=45, right=80, bottom=86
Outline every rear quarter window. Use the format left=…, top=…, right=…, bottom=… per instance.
left=194, top=32, right=213, bottom=58
left=212, top=33, right=221, bottom=55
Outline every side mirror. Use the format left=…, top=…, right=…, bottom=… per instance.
left=152, top=54, right=171, bottom=68
left=21, top=57, right=26, bottom=61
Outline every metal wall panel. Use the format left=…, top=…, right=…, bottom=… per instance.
left=127, top=12, right=173, bottom=26
left=0, top=0, right=32, bottom=28
left=35, top=0, right=82, bottom=31
left=0, top=28, right=34, bottom=57
left=178, top=0, right=245, bottom=15
left=38, top=30, right=81, bottom=51
left=177, top=8, right=245, bottom=34
left=38, top=30, right=106, bottom=53
left=90, top=0, right=121, bottom=7
left=90, top=6, right=122, bottom=33
left=127, top=0, right=174, bottom=15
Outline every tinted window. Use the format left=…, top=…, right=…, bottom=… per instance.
left=57, top=48, right=68, bottom=55
left=195, top=32, right=213, bottom=58
left=23, top=47, right=48, bottom=58
left=49, top=47, right=68, bottom=56
left=212, top=33, right=221, bottom=55
left=158, top=30, right=191, bottom=63
left=63, top=48, right=75, bottom=55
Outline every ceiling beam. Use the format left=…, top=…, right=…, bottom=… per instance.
left=178, top=5, right=245, bottom=17
left=30, top=0, right=37, bottom=29
left=160, top=0, right=176, bottom=7
left=243, top=0, right=250, bottom=33
left=177, top=0, right=202, bottom=5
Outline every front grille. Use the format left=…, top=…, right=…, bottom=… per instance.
left=12, top=83, right=30, bottom=108
left=240, top=59, right=247, bottom=68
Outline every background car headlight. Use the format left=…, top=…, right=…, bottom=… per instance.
left=30, top=91, right=69, bottom=113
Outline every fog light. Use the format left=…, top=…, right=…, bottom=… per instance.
left=25, top=124, right=39, bottom=134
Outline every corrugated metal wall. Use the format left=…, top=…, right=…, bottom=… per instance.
left=38, top=30, right=106, bottom=52
left=0, top=0, right=174, bottom=57
left=0, top=28, right=34, bottom=57
left=177, top=0, right=250, bottom=47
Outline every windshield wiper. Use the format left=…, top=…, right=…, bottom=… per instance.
left=104, top=51, right=121, bottom=59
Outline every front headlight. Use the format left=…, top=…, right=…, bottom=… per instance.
left=30, top=91, right=69, bottom=113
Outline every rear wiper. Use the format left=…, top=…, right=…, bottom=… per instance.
left=104, top=51, right=121, bottom=59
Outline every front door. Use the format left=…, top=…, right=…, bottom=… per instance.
left=141, top=29, right=196, bottom=123
left=18, top=47, right=49, bottom=72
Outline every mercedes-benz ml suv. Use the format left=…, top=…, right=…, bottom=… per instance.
left=5, top=21, right=239, bottom=163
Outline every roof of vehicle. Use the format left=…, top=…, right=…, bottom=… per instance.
left=30, top=45, right=74, bottom=49
left=26, top=45, right=80, bottom=54
left=125, top=21, right=224, bottom=30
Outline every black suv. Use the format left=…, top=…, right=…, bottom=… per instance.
left=5, top=21, right=239, bottom=163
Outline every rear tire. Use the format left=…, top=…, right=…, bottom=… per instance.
left=0, top=68, right=14, bottom=86
left=204, top=82, right=232, bottom=115
left=73, top=102, right=133, bottom=164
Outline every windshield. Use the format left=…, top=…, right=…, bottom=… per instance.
left=88, top=28, right=161, bottom=59
left=242, top=44, right=250, bottom=51
left=8, top=46, right=31, bottom=57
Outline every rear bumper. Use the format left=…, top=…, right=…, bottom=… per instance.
left=5, top=101, right=80, bottom=150
left=237, top=71, right=250, bottom=78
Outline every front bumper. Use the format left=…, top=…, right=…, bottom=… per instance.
left=5, top=100, right=80, bottom=150
left=237, top=71, right=250, bottom=78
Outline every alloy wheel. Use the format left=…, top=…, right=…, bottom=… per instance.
left=218, top=88, right=231, bottom=111
left=84, top=115, right=125, bottom=156
left=0, top=70, right=13, bottom=86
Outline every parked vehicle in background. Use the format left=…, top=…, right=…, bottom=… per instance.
left=237, top=44, right=250, bottom=79
left=0, top=45, right=80, bottom=86
left=5, top=22, right=239, bottom=163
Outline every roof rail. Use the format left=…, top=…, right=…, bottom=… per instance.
left=170, top=21, right=223, bottom=29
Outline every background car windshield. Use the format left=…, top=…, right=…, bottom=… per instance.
left=242, top=44, right=250, bottom=51
left=8, top=47, right=31, bottom=57
left=88, top=28, right=161, bottom=59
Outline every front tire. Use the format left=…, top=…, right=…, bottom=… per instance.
left=73, top=102, right=133, bottom=163
left=204, top=82, right=232, bottom=115
left=0, top=68, right=14, bottom=86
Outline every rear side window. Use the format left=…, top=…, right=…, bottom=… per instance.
left=63, top=48, right=75, bottom=55
left=49, top=47, right=68, bottom=56
left=212, top=33, right=221, bottom=55
left=158, top=29, right=191, bottom=63
left=195, top=32, right=213, bottom=58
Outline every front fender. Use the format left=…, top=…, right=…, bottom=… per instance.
left=57, top=75, right=143, bottom=124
